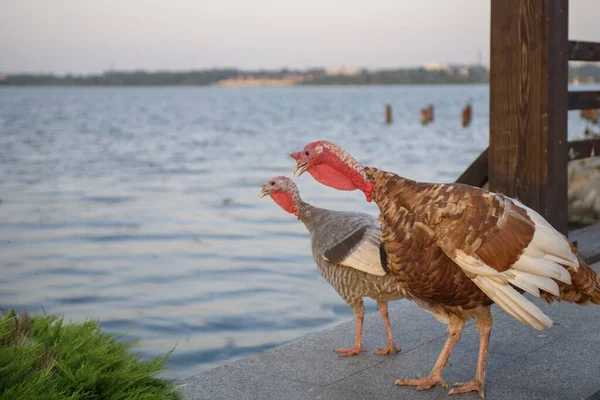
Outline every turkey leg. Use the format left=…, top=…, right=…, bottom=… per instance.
left=334, top=310, right=365, bottom=357
left=395, top=314, right=465, bottom=391
left=449, top=308, right=492, bottom=398
left=375, top=301, right=400, bottom=355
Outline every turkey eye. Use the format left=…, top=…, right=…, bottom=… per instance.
left=270, top=182, right=275, bottom=185
left=305, top=151, right=309, bottom=156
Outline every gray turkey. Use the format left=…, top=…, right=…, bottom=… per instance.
left=259, top=176, right=406, bottom=356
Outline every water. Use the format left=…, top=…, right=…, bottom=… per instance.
left=0, top=85, right=596, bottom=378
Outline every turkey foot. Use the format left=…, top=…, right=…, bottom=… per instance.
left=396, top=315, right=463, bottom=392
left=448, top=379, right=484, bottom=398
left=448, top=309, right=490, bottom=398
left=334, top=346, right=365, bottom=357
left=375, top=343, right=400, bottom=355
left=395, top=375, right=448, bottom=391
left=334, top=311, right=365, bottom=357
left=375, top=301, right=400, bottom=355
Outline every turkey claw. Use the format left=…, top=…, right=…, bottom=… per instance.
left=395, top=375, right=448, bottom=391
left=334, top=346, right=365, bottom=357
left=448, top=379, right=484, bottom=398
left=375, top=345, right=400, bottom=355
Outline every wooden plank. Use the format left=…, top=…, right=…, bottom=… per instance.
left=568, top=40, right=600, bottom=62
left=569, top=224, right=600, bottom=265
left=456, top=139, right=600, bottom=186
left=456, top=140, right=597, bottom=250
left=568, top=91, right=600, bottom=110
left=545, top=0, right=569, bottom=235
left=455, top=148, right=489, bottom=187
left=490, top=0, right=569, bottom=235
left=569, top=138, right=600, bottom=160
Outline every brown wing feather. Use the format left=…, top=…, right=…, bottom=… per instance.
left=366, top=168, right=492, bottom=310
left=423, top=185, right=535, bottom=272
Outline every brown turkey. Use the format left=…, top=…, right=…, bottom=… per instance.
left=259, top=176, right=407, bottom=356
left=290, top=140, right=600, bottom=398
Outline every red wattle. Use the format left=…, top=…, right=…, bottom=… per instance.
left=363, top=182, right=375, bottom=202
left=308, top=164, right=357, bottom=191
left=270, top=192, right=297, bottom=216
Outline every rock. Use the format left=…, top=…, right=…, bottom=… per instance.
left=568, top=157, right=600, bottom=225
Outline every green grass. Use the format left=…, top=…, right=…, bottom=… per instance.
left=0, top=310, right=181, bottom=400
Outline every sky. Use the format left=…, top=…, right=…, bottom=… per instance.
left=1, top=0, right=599, bottom=74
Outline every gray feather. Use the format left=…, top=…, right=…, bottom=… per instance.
left=323, top=226, right=368, bottom=265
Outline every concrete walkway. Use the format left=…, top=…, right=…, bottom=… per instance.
left=180, top=263, right=600, bottom=400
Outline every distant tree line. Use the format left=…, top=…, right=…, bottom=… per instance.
left=303, top=66, right=490, bottom=85
left=1, top=64, right=599, bottom=86
left=0, top=69, right=240, bottom=86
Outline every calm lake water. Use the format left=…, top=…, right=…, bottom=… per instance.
left=0, top=85, right=596, bottom=378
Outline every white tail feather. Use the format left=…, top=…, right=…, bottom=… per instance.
left=510, top=270, right=560, bottom=297
left=474, top=276, right=553, bottom=330
left=507, top=274, right=541, bottom=297
left=512, top=255, right=562, bottom=280
left=557, top=264, right=573, bottom=284
left=530, top=225, right=577, bottom=265
left=512, top=198, right=579, bottom=269
left=511, top=199, right=554, bottom=230
left=453, top=251, right=554, bottom=330
left=544, top=254, right=578, bottom=271
left=453, top=253, right=507, bottom=278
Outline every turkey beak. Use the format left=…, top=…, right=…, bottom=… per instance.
left=290, top=152, right=308, bottom=177
left=258, top=186, right=269, bottom=198
left=293, top=161, right=308, bottom=177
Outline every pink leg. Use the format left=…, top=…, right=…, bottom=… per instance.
left=396, top=314, right=465, bottom=391
left=375, top=301, right=400, bottom=355
left=449, top=308, right=492, bottom=398
left=334, top=310, right=365, bottom=357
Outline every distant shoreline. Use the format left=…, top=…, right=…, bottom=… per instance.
left=0, top=66, right=490, bottom=86
left=2, top=64, right=597, bottom=87
left=0, top=63, right=600, bottom=88
left=0, top=82, right=492, bottom=88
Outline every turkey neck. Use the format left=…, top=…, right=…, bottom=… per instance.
left=363, top=167, right=421, bottom=212
left=297, top=202, right=324, bottom=232
left=284, top=188, right=316, bottom=230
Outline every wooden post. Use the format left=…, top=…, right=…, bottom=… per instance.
left=420, top=108, right=428, bottom=125
left=462, top=104, right=472, bottom=127
left=489, top=0, right=569, bottom=234
left=385, top=104, right=392, bottom=124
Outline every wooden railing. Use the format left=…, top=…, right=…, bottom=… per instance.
left=456, top=0, right=600, bottom=235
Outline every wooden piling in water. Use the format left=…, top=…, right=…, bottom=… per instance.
left=385, top=105, right=392, bottom=124
left=462, top=104, right=472, bottom=127
left=420, top=105, right=434, bottom=125
left=420, top=109, right=428, bottom=125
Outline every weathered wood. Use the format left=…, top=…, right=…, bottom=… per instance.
left=455, top=148, right=488, bottom=187
left=568, top=91, right=600, bottom=110
left=489, top=0, right=569, bottom=235
left=385, top=104, right=392, bottom=124
left=568, top=138, right=600, bottom=160
left=462, top=104, right=472, bottom=127
left=420, top=105, right=434, bottom=125
left=457, top=138, right=600, bottom=187
left=568, top=40, right=600, bottom=62
left=569, top=224, right=600, bottom=265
